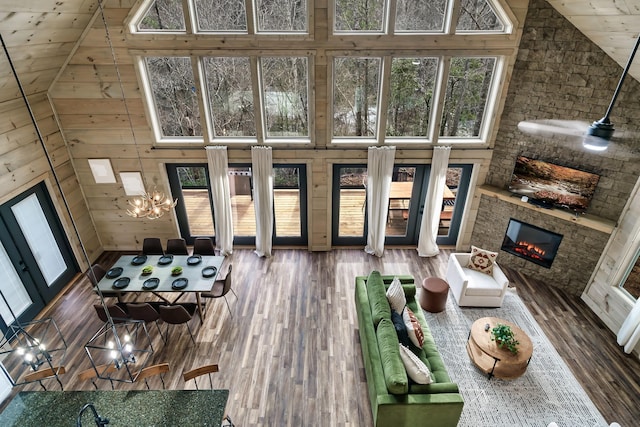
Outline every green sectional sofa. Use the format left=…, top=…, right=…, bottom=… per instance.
left=355, top=271, right=464, bottom=427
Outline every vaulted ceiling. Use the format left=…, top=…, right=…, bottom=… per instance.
left=0, top=0, right=638, bottom=107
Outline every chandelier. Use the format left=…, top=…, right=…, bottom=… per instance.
left=126, top=189, right=177, bottom=220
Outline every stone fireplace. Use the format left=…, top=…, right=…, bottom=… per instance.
left=470, top=189, right=612, bottom=295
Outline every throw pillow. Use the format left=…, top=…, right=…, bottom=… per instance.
left=391, top=310, right=411, bottom=347
left=399, top=344, right=433, bottom=384
left=467, top=245, right=498, bottom=275
left=402, top=307, right=425, bottom=348
left=386, top=276, right=406, bottom=313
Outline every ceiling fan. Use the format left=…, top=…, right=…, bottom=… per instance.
left=517, top=34, right=640, bottom=152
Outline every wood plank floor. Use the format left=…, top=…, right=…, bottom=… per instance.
left=3, top=249, right=639, bottom=426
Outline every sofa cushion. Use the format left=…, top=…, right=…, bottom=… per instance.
left=366, top=271, right=391, bottom=327
left=402, top=307, right=424, bottom=348
left=399, top=344, right=433, bottom=385
left=391, top=310, right=411, bottom=347
left=467, top=245, right=498, bottom=275
left=386, top=276, right=406, bottom=313
left=376, top=318, right=409, bottom=395
left=462, top=268, right=504, bottom=296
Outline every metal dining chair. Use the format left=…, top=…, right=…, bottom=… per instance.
left=158, top=304, right=197, bottom=344
left=166, top=238, right=189, bottom=255
left=142, top=237, right=165, bottom=255
left=93, top=303, right=130, bottom=324
left=87, top=264, right=123, bottom=302
left=133, top=362, right=170, bottom=390
left=200, top=265, right=236, bottom=318
left=23, top=366, right=66, bottom=391
left=126, top=302, right=165, bottom=344
left=77, top=364, right=118, bottom=390
left=192, top=237, right=216, bottom=255
left=183, top=364, right=235, bottom=426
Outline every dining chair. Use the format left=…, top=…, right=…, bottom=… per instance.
left=142, top=237, right=165, bottom=255
left=87, top=264, right=123, bottom=302
left=77, top=364, right=118, bottom=390
left=126, top=302, right=165, bottom=344
left=93, top=303, right=130, bottom=324
left=200, top=264, right=237, bottom=318
left=192, top=237, right=216, bottom=255
left=183, top=364, right=235, bottom=427
left=23, top=366, right=66, bottom=391
left=166, top=238, right=189, bottom=255
left=133, top=362, right=170, bottom=390
left=158, top=304, right=197, bottom=344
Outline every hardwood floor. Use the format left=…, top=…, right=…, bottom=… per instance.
left=3, top=249, right=639, bottom=426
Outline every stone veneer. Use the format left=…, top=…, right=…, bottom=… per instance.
left=471, top=195, right=610, bottom=295
left=471, top=0, right=640, bottom=294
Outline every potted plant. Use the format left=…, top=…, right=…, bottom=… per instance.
left=491, top=323, right=519, bottom=354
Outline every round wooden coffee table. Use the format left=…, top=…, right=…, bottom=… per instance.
left=466, top=316, right=533, bottom=380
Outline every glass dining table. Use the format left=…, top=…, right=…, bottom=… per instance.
left=95, top=254, right=224, bottom=323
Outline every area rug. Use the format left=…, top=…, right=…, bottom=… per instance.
left=422, top=288, right=608, bottom=427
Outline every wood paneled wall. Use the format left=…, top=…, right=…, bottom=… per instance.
left=47, top=0, right=527, bottom=252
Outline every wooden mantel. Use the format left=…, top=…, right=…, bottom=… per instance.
left=477, top=185, right=616, bottom=234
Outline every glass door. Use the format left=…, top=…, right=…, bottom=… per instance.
left=331, top=163, right=472, bottom=247
left=168, top=163, right=308, bottom=247
left=167, top=164, right=215, bottom=245
left=385, top=166, right=428, bottom=245
left=0, top=182, right=78, bottom=331
left=332, top=165, right=368, bottom=246
left=436, top=165, right=472, bottom=246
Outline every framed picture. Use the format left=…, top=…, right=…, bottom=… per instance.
left=120, top=172, right=146, bottom=196
left=88, top=159, right=116, bottom=184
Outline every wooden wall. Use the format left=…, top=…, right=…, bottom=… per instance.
left=48, top=0, right=528, bottom=252
left=0, top=80, right=99, bottom=269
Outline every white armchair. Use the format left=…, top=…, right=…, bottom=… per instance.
left=445, top=253, right=510, bottom=307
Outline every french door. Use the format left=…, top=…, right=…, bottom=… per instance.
left=0, top=182, right=77, bottom=332
left=331, top=163, right=472, bottom=247
left=167, top=163, right=308, bottom=247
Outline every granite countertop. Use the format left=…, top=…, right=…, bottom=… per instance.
left=0, top=390, right=229, bottom=426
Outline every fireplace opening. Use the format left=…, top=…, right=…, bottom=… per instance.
left=500, top=218, right=563, bottom=268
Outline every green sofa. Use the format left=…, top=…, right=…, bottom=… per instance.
left=355, top=271, right=464, bottom=427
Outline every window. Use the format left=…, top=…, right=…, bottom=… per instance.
left=132, top=0, right=513, bottom=146
left=261, top=57, right=309, bottom=138
left=202, top=57, right=255, bottom=137
left=395, top=0, right=448, bottom=32
left=194, top=0, right=247, bottom=32
left=333, top=57, right=381, bottom=138
left=456, top=0, right=507, bottom=32
left=144, top=57, right=201, bottom=139
left=136, top=0, right=186, bottom=31
left=386, top=57, right=438, bottom=138
left=440, top=57, right=496, bottom=138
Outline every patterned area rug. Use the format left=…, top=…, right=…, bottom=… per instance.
left=422, top=288, right=608, bottom=427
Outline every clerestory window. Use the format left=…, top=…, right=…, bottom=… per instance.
left=131, top=0, right=513, bottom=145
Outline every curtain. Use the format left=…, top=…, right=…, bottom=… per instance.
left=617, top=298, right=640, bottom=354
left=251, top=146, right=274, bottom=257
left=417, top=146, right=451, bottom=257
left=205, top=146, right=234, bottom=256
left=364, top=146, right=396, bottom=257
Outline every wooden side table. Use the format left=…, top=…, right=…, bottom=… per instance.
left=466, top=316, right=533, bottom=380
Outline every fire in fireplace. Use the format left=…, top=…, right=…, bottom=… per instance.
left=500, top=218, right=563, bottom=268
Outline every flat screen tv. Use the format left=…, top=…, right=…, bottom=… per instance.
left=508, top=156, right=600, bottom=212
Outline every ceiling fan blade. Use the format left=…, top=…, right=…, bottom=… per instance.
left=517, top=119, right=590, bottom=138
left=517, top=119, right=613, bottom=151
